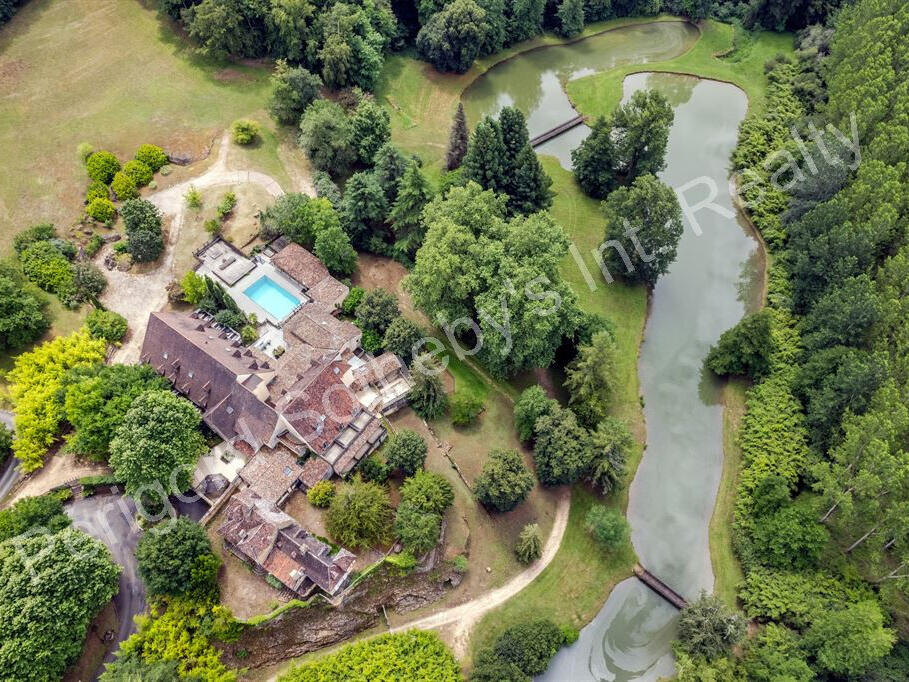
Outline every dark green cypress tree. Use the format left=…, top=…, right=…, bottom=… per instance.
left=499, top=106, right=530, bottom=173
left=373, top=143, right=409, bottom=205
left=463, top=117, right=507, bottom=193
left=446, top=102, right=470, bottom=170
left=508, top=145, right=554, bottom=215
left=389, top=161, right=434, bottom=257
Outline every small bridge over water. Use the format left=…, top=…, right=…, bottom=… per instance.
left=633, top=564, right=688, bottom=610
left=529, top=114, right=586, bottom=147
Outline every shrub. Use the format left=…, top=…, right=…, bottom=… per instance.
left=514, top=385, right=557, bottom=443
left=394, top=502, right=442, bottom=555
left=361, top=328, right=382, bottom=353
left=85, top=151, right=121, bottom=184
left=384, top=429, right=427, bottom=476
left=19, top=241, right=75, bottom=299
left=136, top=517, right=220, bottom=598
left=326, top=475, right=393, bottom=548
left=358, top=453, right=391, bottom=483
left=584, top=505, right=629, bottom=548
left=453, top=555, right=468, bottom=573
left=0, top=423, right=12, bottom=464
left=400, top=470, right=454, bottom=515
left=184, top=185, right=202, bottom=209
left=493, top=620, right=567, bottom=676
left=216, top=191, right=237, bottom=220
left=307, top=480, right=334, bottom=508
left=86, top=180, right=109, bottom=204
left=77, top=142, right=94, bottom=164
left=515, top=523, right=542, bottom=564
left=677, top=592, right=747, bottom=660
left=13, top=223, right=56, bottom=254
left=278, top=631, right=460, bottom=681
left=342, top=286, right=365, bottom=315
left=122, top=159, right=153, bottom=187
left=450, top=392, right=483, bottom=426
left=474, top=449, right=534, bottom=512
left=86, top=309, right=128, bottom=343
left=180, top=271, right=208, bottom=305
left=355, top=288, right=399, bottom=334
left=135, top=143, right=168, bottom=171
left=231, top=118, right=261, bottom=145
left=410, top=354, right=448, bottom=420
left=204, top=218, right=222, bottom=235
left=110, top=171, right=139, bottom=200
left=85, top=197, right=117, bottom=223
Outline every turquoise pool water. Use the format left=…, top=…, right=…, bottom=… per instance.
left=244, top=276, right=300, bottom=319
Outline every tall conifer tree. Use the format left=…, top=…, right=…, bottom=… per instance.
left=446, top=103, right=470, bottom=170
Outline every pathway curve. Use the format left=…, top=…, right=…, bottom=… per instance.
left=103, top=132, right=288, bottom=365
left=390, top=486, right=570, bottom=655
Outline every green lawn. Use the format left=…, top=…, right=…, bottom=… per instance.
left=711, top=378, right=749, bottom=607
left=565, top=19, right=795, bottom=118
left=0, top=0, right=294, bottom=369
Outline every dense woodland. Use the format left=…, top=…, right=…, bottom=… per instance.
left=0, top=0, right=904, bottom=680
left=698, top=0, right=909, bottom=677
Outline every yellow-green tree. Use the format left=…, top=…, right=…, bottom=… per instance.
left=9, top=329, right=106, bottom=472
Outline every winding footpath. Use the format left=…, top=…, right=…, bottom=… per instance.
left=104, top=132, right=289, bottom=365
left=392, top=487, right=571, bottom=655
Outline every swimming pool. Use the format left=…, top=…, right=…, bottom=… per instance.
left=243, top=276, right=300, bottom=319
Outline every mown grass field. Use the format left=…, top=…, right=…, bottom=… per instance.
left=0, top=0, right=300, bottom=370
left=711, top=377, right=749, bottom=607
left=566, top=19, right=795, bottom=118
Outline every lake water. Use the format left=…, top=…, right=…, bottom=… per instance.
left=463, top=25, right=760, bottom=682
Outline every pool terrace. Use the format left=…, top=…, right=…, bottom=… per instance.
left=195, top=239, right=309, bottom=331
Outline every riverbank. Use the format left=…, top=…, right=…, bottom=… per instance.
left=467, top=21, right=791, bottom=668
left=378, top=14, right=694, bottom=180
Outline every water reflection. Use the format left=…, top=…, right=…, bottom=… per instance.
left=462, top=24, right=757, bottom=682
left=462, top=21, right=699, bottom=139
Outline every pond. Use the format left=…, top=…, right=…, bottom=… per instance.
left=462, top=21, right=699, bottom=168
left=463, top=26, right=761, bottom=682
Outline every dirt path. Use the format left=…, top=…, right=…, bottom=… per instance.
left=390, top=487, right=571, bottom=657
left=103, top=132, right=293, bottom=364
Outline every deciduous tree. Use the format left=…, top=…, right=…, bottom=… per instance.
left=474, top=449, right=535, bottom=512
left=109, top=390, right=206, bottom=499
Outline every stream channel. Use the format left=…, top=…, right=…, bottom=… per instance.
left=462, top=20, right=761, bottom=681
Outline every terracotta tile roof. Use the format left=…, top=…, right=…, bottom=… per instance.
left=278, top=361, right=362, bottom=455
left=299, top=457, right=333, bottom=489
left=346, top=353, right=405, bottom=391
left=332, top=418, right=387, bottom=476
left=272, top=243, right=330, bottom=289
left=218, top=489, right=355, bottom=595
left=239, top=445, right=303, bottom=504
left=284, top=304, right=361, bottom=353
left=306, top=277, right=349, bottom=309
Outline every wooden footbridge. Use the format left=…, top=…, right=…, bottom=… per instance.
left=529, top=114, right=586, bottom=147
left=633, top=564, right=688, bottom=610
